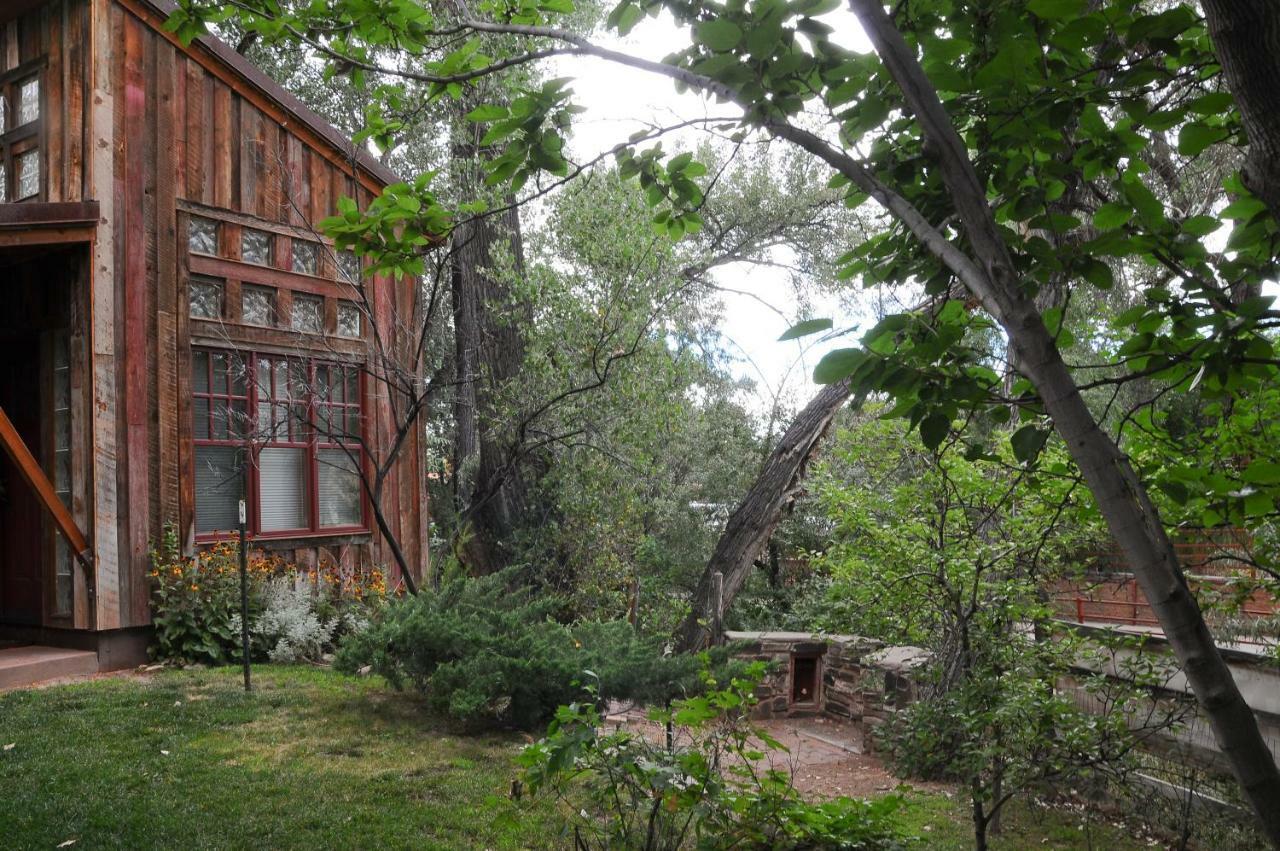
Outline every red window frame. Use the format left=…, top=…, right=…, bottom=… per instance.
left=192, top=347, right=368, bottom=541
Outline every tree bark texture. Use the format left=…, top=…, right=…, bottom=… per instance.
left=450, top=111, right=537, bottom=574
left=1202, top=0, right=1280, bottom=222
left=675, top=378, right=853, bottom=651
left=846, top=1, right=1280, bottom=842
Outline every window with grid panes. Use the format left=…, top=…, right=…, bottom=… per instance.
left=192, top=349, right=365, bottom=538
left=1, top=71, right=41, bottom=201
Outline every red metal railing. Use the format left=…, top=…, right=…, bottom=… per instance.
left=1053, top=573, right=1279, bottom=646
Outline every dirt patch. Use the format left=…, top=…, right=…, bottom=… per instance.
left=604, top=706, right=953, bottom=800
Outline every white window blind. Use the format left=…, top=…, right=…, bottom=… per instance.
left=258, top=446, right=308, bottom=532
left=317, top=448, right=361, bottom=528
left=195, top=445, right=243, bottom=533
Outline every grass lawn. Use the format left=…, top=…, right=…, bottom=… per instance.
left=0, top=666, right=1166, bottom=850
left=0, top=666, right=553, bottom=850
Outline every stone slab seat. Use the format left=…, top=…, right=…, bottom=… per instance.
left=0, top=645, right=99, bottom=689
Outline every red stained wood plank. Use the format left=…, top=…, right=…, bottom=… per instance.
left=122, top=12, right=150, bottom=627
left=212, top=82, right=233, bottom=208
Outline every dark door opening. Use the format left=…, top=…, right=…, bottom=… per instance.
left=791, top=654, right=821, bottom=705
left=0, top=335, right=44, bottom=625
left=0, top=246, right=78, bottom=629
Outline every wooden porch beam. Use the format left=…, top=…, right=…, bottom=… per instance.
left=0, top=405, right=93, bottom=569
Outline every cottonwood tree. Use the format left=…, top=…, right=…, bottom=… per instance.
left=169, top=0, right=1280, bottom=839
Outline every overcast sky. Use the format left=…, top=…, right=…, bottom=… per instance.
left=551, top=11, right=877, bottom=414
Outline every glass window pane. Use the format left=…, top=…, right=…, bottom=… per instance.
left=228, top=355, right=248, bottom=396
left=336, top=302, right=362, bottom=338
left=258, top=446, right=308, bottom=532
left=189, top=217, right=218, bottom=254
left=292, top=241, right=319, bottom=275
left=291, top=295, right=323, bottom=334
left=211, top=353, right=228, bottom=394
left=0, top=163, right=7, bottom=201
left=17, top=77, right=39, bottom=126
left=318, top=448, right=362, bottom=528
left=193, top=397, right=210, bottom=440
left=242, top=286, right=275, bottom=327
left=189, top=278, right=224, bottom=320
left=241, top=229, right=273, bottom=265
left=17, top=150, right=38, bottom=199
left=56, top=536, right=72, bottom=616
left=338, top=251, right=361, bottom=284
left=195, top=445, right=244, bottom=534
left=193, top=350, right=209, bottom=393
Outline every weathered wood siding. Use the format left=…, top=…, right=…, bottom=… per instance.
left=6, top=0, right=429, bottom=631
left=1, top=0, right=90, bottom=203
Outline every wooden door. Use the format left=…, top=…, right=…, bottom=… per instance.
left=0, top=338, right=44, bottom=625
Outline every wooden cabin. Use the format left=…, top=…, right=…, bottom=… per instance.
left=0, top=0, right=429, bottom=681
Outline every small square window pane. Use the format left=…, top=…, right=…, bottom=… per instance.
left=241, top=229, right=273, bottom=265
left=336, top=302, right=362, bottom=338
left=17, top=77, right=39, bottom=126
left=189, top=278, right=224, bottom=319
left=17, top=151, right=38, bottom=199
left=292, top=241, right=319, bottom=275
left=291, top=295, right=323, bottom=334
left=338, top=251, right=361, bottom=283
left=193, top=397, right=210, bottom=440
left=242, top=286, right=275, bottom=327
left=193, top=350, right=209, bottom=393
left=189, top=217, right=218, bottom=254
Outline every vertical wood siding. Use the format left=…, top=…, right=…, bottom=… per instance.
left=4, top=0, right=429, bottom=630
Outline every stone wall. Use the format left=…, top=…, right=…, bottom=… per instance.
left=725, top=631, right=930, bottom=750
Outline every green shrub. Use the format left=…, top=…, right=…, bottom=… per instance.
left=518, top=665, right=907, bottom=850
left=335, top=571, right=745, bottom=729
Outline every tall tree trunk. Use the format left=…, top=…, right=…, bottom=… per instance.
left=676, top=378, right=852, bottom=651
left=450, top=106, right=536, bottom=574
left=844, top=1, right=1280, bottom=841
left=1201, top=0, right=1280, bottom=222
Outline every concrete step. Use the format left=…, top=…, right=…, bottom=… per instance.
left=0, top=645, right=98, bottom=690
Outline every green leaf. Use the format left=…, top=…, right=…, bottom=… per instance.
left=1010, top=425, right=1049, bottom=465
left=1242, top=462, right=1280, bottom=486
left=919, top=413, right=951, bottom=451
left=813, top=348, right=864, bottom=384
left=465, top=104, right=509, bottom=122
left=1181, top=215, right=1221, bottom=237
left=1092, top=203, right=1132, bottom=230
left=1178, top=122, right=1221, bottom=157
left=779, top=318, right=833, bottom=341
left=1027, top=0, right=1086, bottom=19
left=1221, top=196, right=1265, bottom=221
left=694, top=19, right=743, bottom=52
left=1187, top=92, right=1233, bottom=115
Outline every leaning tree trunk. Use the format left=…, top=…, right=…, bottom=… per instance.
left=676, top=378, right=852, bottom=651
left=450, top=100, right=537, bottom=574
left=1201, top=0, right=1280, bottom=222
left=842, top=1, right=1280, bottom=841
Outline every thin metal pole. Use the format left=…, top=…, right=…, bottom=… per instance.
left=238, top=497, right=251, bottom=692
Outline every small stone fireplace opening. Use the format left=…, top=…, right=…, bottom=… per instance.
left=790, top=652, right=821, bottom=706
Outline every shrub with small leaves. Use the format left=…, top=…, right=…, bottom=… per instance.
left=335, top=570, right=746, bottom=730
left=518, top=665, right=907, bottom=850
